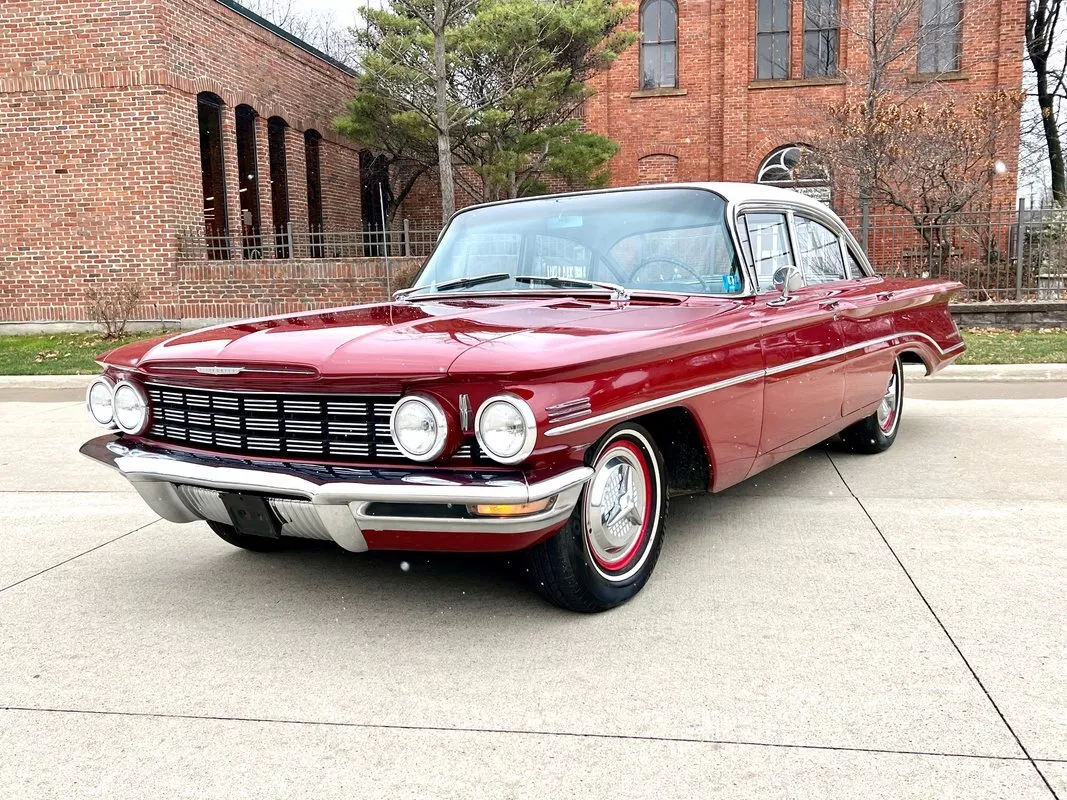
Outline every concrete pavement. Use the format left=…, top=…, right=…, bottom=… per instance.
left=0, top=382, right=1064, bottom=798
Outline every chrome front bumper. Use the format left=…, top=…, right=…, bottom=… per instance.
left=80, top=435, right=592, bottom=552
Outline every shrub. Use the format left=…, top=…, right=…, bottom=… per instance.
left=85, top=281, right=145, bottom=339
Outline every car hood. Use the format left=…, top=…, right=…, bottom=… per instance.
left=104, top=296, right=742, bottom=382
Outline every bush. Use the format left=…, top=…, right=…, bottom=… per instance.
left=85, top=281, right=144, bottom=339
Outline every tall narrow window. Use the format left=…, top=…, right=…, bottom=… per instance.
left=804, top=0, right=838, bottom=77
left=756, top=0, right=790, bottom=80
left=361, top=150, right=391, bottom=257
left=305, top=130, right=324, bottom=259
left=918, top=0, right=962, bottom=74
left=640, top=0, right=678, bottom=89
left=235, top=105, right=262, bottom=259
left=267, top=116, right=291, bottom=258
left=197, top=92, right=228, bottom=260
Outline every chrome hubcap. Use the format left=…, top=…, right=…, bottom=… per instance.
left=877, top=369, right=900, bottom=433
left=586, top=447, right=647, bottom=567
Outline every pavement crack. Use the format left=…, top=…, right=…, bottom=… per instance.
left=0, top=705, right=1037, bottom=763
left=825, top=450, right=1061, bottom=800
left=0, top=518, right=159, bottom=595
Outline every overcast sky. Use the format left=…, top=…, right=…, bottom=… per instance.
left=292, top=0, right=366, bottom=25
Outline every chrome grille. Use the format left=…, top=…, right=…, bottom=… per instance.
left=145, top=384, right=404, bottom=462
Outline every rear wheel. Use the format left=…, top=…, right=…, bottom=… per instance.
left=838, top=356, right=903, bottom=454
left=525, top=423, right=667, bottom=612
left=206, top=520, right=287, bottom=552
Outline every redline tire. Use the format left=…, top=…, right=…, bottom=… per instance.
left=525, top=423, right=668, bottom=612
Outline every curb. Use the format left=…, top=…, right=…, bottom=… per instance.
left=905, top=363, right=1067, bottom=382
left=0, top=375, right=96, bottom=390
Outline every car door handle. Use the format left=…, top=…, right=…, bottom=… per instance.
left=877, top=291, right=895, bottom=301
left=819, top=300, right=840, bottom=310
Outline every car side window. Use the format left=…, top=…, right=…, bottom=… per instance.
left=844, top=245, right=868, bottom=279
left=794, top=215, right=847, bottom=284
left=741, top=213, right=794, bottom=292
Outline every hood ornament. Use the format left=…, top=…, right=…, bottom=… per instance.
left=195, top=365, right=246, bottom=376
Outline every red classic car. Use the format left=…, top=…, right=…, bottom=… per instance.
left=81, top=183, right=964, bottom=611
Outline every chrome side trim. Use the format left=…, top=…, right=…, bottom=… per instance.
left=545, top=331, right=962, bottom=437
left=547, top=397, right=592, bottom=423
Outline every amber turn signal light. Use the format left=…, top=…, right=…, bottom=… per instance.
left=468, top=498, right=554, bottom=517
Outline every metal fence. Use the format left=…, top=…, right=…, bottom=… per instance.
left=177, top=223, right=440, bottom=262
left=176, top=204, right=1067, bottom=302
left=841, top=202, right=1067, bottom=301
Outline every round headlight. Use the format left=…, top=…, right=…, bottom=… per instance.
left=390, top=394, right=448, bottom=461
left=476, top=394, right=536, bottom=464
left=112, top=381, right=149, bottom=435
left=86, top=377, right=115, bottom=427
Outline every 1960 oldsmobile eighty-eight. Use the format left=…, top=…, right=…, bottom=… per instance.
left=81, top=183, right=964, bottom=611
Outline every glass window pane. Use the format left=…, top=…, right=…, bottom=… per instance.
left=758, top=0, right=772, bottom=32
left=642, top=43, right=660, bottom=87
left=745, top=213, right=794, bottom=290
left=661, top=0, right=677, bottom=40
left=642, top=0, right=658, bottom=41
left=662, top=44, right=677, bottom=86
left=773, top=0, right=789, bottom=28
left=757, top=36, right=774, bottom=79
left=795, top=216, right=846, bottom=283
left=772, top=32, right=790, bottom=78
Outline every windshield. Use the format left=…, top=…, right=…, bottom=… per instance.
left=411, top=188, right=744, bottom=297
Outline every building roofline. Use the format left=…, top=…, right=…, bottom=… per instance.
left=214, top=0, right=356, bottom=76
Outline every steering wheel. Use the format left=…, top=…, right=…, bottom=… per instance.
left=629, top=257, right=708, bottom=292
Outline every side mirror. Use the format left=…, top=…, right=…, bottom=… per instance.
left=771, top=265, right=804, bottom=303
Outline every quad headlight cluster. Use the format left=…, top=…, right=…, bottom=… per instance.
left=389, top=392, right=537, bottom=465
left=86, top=377, right=149, bottom=435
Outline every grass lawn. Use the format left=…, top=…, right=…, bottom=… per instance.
left=0, top=327, right=1064, bottom=375
left=957, top=328, right=1067, bottom=365
left=0, top=331, right=167, bottom=375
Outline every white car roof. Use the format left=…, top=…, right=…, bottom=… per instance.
left=650, top=181, right=828, bottom=209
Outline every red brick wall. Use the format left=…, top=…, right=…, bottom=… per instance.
left=585, top=0, right=1025, bottom=206
left=175, top=257, right=420, bottom=321
left=0, top=0, right=437, bottom=325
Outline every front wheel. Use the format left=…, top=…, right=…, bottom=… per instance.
left=838, top=356, right=903, bottom=454
left=525, top=423, right=668, bottom=612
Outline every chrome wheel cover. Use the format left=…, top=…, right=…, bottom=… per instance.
left=877, top=366, right=901, bottom=434
left=585, top=443, right=651, bottom=578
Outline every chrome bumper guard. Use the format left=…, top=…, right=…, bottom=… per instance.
left=80, top=435, right=592, bottom=553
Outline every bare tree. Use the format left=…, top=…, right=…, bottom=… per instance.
left=812, top=0, right=1003, bottom=242
left=1026, top=0, right=1067, bottom=204
left=238, top=0, right=359, bottom=66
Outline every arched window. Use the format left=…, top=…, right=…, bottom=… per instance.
left=640, top=0, right=677, bottom=89
left=234, top=104, right=262, bottom=259
left=197, top=92, right=228, bottom=259
left=267, top=116, right=290, bottom=258
left=756, top=144, right=831, bottom=204
left=304, top=130, right=324, bottom=258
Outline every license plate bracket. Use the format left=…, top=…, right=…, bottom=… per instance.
left=220, top=493, right=282, bottom=539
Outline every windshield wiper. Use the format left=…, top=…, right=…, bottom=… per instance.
left=398, top=272, right=512, bottom=299
left=515, top=275, right=630, bottom=301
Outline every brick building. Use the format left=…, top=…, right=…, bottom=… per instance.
left=583, top=0, right=1025, bottom=205
left=0, top=0, right=1026, bottom=327
left=0, top=0, right=430, bottom=327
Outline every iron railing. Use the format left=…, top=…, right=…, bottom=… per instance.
left=841, top=202, right=1067, bottom=301
left=177, top=203, right=1067, bottom=302
left=177, top=223, right=440, bottom=262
